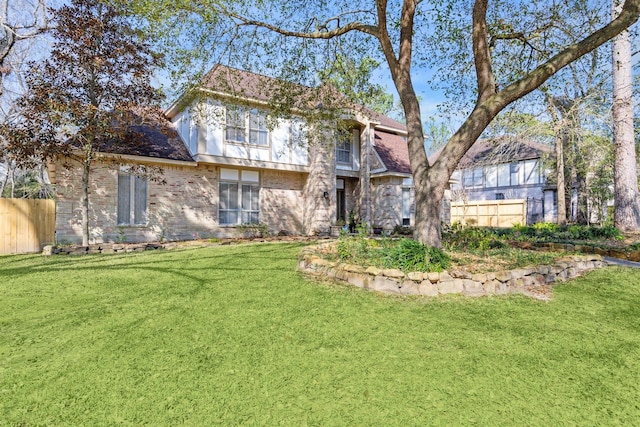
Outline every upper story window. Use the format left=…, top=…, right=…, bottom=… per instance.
left=225, top=107, right=269, bottom=146
left=288, top=118, right=307, bottom=147
left=249, top=109, right=268, bottom=145
left=336, top=133, right=352, bottom=164
left=462, top=167, right=484, bottom=188
left=455, top=158, right=543, bottom=190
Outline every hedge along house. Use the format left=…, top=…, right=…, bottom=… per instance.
left=52, top=65, right=412, bottom=244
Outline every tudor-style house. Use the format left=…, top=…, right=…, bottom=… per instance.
left=437, top=138, right=558, bottom=224
left=52, top=65, right=414, bottom=244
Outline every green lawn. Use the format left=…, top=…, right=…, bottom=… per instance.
left=1, top=242, right=640, bottom=426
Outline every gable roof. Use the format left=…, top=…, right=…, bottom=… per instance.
left=171, top=64, right=408, bottom=132
left=372, top=130, right=411, bottom=175
left=201, top=64, right=299, bottom=103
left=198, top=64, right=338, bottom=111
left=429, top=137, right=551, bottom=169
left=364, top=106, right=407, bottom=133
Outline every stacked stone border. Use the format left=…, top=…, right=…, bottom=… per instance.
left=513, top=241, right=640, bottom=262
left=298, top=242, right=607, bottom=298
left=42, top=236, right=324, bottom=255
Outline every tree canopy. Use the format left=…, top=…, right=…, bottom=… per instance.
left=121, top=0, right=640, bottom=246
left=2, top=0, right=164, bottom=245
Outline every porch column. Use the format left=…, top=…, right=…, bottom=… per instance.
left=359, top=120, right=377, bottom=227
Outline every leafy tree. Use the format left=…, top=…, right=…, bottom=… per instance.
left=125, top=0, right=640, bottom=247
left=0, top=0, right=48, bottom=99
left=0, top=0, right=51, bottom=189
left=2, top=0, right=164, bottom=246
left=319, top=55, right=394, bottom=115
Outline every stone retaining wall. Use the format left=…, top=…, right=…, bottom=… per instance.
left=298, top=243, right=607, bottom=298
left=513, top=241, right=640, bottom=262
left=42, top=236, right=324, bottom=256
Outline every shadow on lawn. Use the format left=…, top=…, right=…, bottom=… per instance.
left=0, top=242, right=310, bottom=286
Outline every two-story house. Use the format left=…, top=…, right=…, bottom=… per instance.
left=435, top=138, right=558, bottom=224
left=51, top=65, right=413, bottom=244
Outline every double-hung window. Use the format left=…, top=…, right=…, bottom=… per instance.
left=225, top=108, right=246, bottom=143
left=336, top=134, right=352, bottom=164
left=225, top=107, right=268, bottom=146
left=249, top=109, right=268, bottom=145
left=401, top=178, right=413, bottom=226
left=117, top=171, right=147, bottom=226
left=219, top=169, right=260, bottom=225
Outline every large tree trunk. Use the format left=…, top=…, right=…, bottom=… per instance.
left=383, top=0, right=640, bottom=247
left=547, top=96, right=568, bottom=226
left=575, top=173, right=589, bottom=224
left=612, top=0, right=640, bottom=231
left=555, top=136, right=567, bottom=226
left=81, top=160, right=90, bottom=246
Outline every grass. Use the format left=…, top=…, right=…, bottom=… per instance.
left=1, top=242, right=640, bottom=425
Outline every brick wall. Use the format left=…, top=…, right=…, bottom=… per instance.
left=260, top=170, right=305, bottom=235
left=54, top=158, right=311, bottom=244
left=302, top=139, right=336, bottom=235
left=371, top=176, right=403, bottom=229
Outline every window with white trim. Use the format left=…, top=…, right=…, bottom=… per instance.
left=402, top=177, right=413, bottom=226
left=462, top=167, right=484, bottom=188
left=225, top=108, right=246, bottom=143
left=117, top=172, right=147, bottom=226
left=225, top=107, right=268, bottom=146
left=178, top=112, right=199, bottom=154
left=336, top=133, right=352, bottom=164
left=402, top=188, right=412, bottom=226
left=219, top=169, right=260, bottom=225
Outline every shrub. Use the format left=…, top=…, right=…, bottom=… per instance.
left=235, top=223, right=269, bottom=239
left=442, top=223, right=505, bottom=251
left=336, top=229, right=370, bottom=262
left=382, top=238, right=450, bottom=272
left=533, top=222, right=559, bottom=232
left=392, top=225, right=414, bottom=236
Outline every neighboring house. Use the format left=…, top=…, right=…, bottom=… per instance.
left=434, top=138, right=558, bottom=224
left=52, top=65, right=413, bottom=244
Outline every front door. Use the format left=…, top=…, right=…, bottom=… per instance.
left=336, top=189, right=346, bottom=222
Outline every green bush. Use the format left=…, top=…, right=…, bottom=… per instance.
left=337, top=230, right=370, bottom=262
left=442, top=223, right=505, bottom=251
left=382, top=238, right=450, bottom=272
left=235, top=223, right=270, bottom=239
left=392, top=225, right=414, bottom=236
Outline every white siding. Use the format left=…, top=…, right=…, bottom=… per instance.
left=249, top=147, right=270, bottom=161
left=271, top=123, right=290, bottom=163
left=205, top=104, right=225, bottom=156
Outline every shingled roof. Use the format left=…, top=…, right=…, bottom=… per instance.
left=197, top=65, right=410, bottom=132
left=96, top=123, right=194, bottom=163
left=429, top=138, right=551, bottom=169
left=199, top=64, right=336, bottom=110
left=373, top=131, right=412, bottom=175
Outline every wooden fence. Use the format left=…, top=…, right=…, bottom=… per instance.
left=450, top=199, right=526, bottom=228
left=0, top=198, right=56, bottom=255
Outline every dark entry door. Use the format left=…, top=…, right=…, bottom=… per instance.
left=336, top=189, right=346, bottom=222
